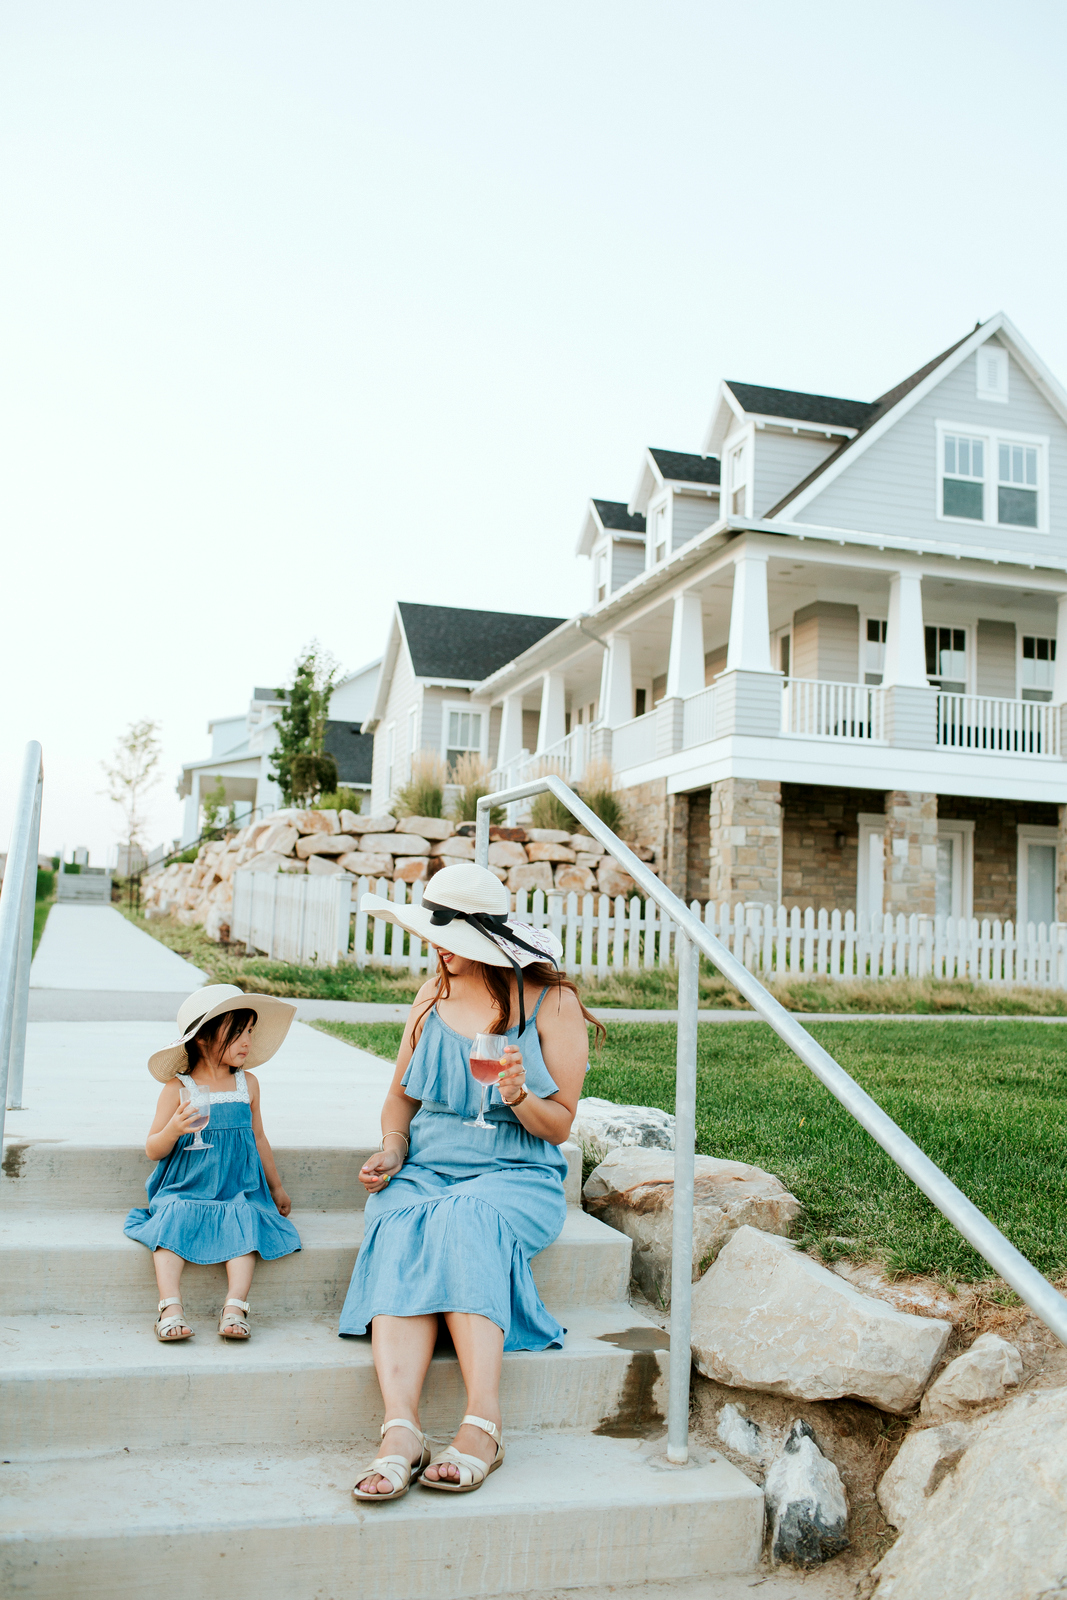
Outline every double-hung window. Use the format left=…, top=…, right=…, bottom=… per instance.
left=444, top=708, right=482, bottom=775
left=925, top=626, right=967, bottom=692
left=595, top=547, right=608, bottom=603
left=937, top=422, right=1047, bottom=531
left=650, top=504, right=669, bottom=564
left=864, top=618, right=887, bottom=684
left=729, top=443, right=748, bottom=516
left=1021, top=634, right=1056, bottom=701
left=998, top=442, right=1039, bottom=527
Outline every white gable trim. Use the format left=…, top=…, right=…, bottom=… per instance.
left=628, top=449, right=665, bottom=516
left=702, top=381, right=749, bottom=455
left=364, top=610, right=406, bottom=732
left=776, top=313, right=1067, bottom=523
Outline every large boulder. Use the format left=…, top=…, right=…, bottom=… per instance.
left=526, top=841, right=577, bottom=863
left=244, top=851, right=289, bottom=873
left=395, top=857, right=431, bottom=882
left=306, top=855, right=346, bottom=876
left=489, top=840, right=528, bottom=867
left=527, top=829, right=573, bottom=844
left=568, top=833, right=605, bottom=857
left=337, top=851, right=392, bottom=877
left=554, top=865, right=597, bottom=894
left=349, top=814, right=397, bottom=834
left=509, top=862, right=554, bottom=893
left=689, top=1227, right=951, bottom=1414
left=871, top=1389, right=1067, bottom=1599
left=295, top=834, right=358, bottom=859
left=876, top=1420, right=973, bottom=1529
left=278, top=858, right=307, bottom=873
left=292, top=809, right=339, bottom=834
left=255, top=822, right=299, bottom=857
left=338, top=809, right=362, bottom=832
left=573, top=1097, right=675, bottom=1154
left=397, top=816, right=454, bottom=840
left=919, top=1333, right=1023, bottom=1422
left=583, top=1149, right=801, bottom=1306
left=430, top=836, right=476, bottom=859
left=359, top=833, right=430, bottom=856
left=764, top=1419, right=849, bottom=1568
left=597, top=862, right=636, bottom=897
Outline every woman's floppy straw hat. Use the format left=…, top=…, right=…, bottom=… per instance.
left=361, top=863, right=562, bottom=1034
left=148, top=985, right=298, bottom=1083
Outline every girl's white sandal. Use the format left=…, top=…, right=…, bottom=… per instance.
left=352, top=1419, right=431, bottom=1502
left=155, top=1298, right=193, bottom=1341
left=218, top=1298, right=251, bottom=1339
left=420, top=1415, right=504, bottom=1493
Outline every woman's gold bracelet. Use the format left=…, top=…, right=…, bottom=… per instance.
left=379, top=1130, right=410, bottom=1152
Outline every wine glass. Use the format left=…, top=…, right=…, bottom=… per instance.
left=464, top=1033, right=504, bottom=1134
left=180, top=1084, right=212, bottom=1150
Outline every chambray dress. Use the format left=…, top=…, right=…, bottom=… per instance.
left=338, top=991, right=570, bottom=1350
left=124, top=1069, right=302, bottom=1265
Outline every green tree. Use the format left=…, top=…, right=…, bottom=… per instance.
left=269, top=642, right=342, bottom=805
left=100, top=718, right=162, bottom=870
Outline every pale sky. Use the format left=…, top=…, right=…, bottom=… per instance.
left=3, top=0, right=1066, bottom=861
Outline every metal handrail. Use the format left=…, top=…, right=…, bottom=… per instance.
left=1, top=742, right=44, bottom=1134
left=476, top=774, right=1067, bottom=1465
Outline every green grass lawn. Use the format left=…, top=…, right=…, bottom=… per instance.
left=313, top=1016, right=1067, bottom=1285
left=32, top=896, right=52, bottom=956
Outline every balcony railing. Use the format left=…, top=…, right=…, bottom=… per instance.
left=681, top=684, right=717, bottom=747
left=611, top=712, right=658, bottom=771
left=782, top=677, right=886, bottom=742
left=488, top=724, right=589, bottom=796
left=937, top=692, right=1059, bottom=758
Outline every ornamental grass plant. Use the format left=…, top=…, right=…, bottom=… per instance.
left=392, top=751, right=446, bottom=819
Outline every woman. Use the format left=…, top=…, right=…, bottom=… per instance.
left=340, top=861, right=603, bottom=1501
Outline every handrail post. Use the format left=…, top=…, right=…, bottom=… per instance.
left=0, top=742, right=44, bottom=1139
left=667, top=931, right=698, bottom=1463
left=6, top=775, right=43, bottom=1109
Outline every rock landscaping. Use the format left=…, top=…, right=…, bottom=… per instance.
left=142, top=814, right=658, bottom=941
left=583, top=1149, right=801, bottom=1306
left=918, top=1330, right=1024, bottom=1421
left=572, top=1096, right=676, bottom=1156
left=763, top=1419, right=850, bottom=1568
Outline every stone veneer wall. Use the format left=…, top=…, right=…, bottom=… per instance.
left=883, top=791, right=938, bottom=918
left=779, top=785, right=884, bottom=914
left=939, top=795, right=1059, bottom=922
left=621, top=777, right=669, bottom=862
left=686, top=788, right=711, bottom=902
left=707, top=778, right=781, bottom=906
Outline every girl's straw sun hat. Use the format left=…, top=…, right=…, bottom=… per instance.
left=148, top=985, right=297, bottom=1083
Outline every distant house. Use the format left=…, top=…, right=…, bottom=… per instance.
left=176, top=658, right=380, bottom=843
left=364, top=602, right=564, bottom=814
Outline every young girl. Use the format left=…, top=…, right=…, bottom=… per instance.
left=124, top=984, right=302, bottom=1342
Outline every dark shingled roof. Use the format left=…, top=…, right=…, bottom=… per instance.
left=397, top=601, right=565, bottom=682
left=725, top=382, right=875, bottom=431
left=649, top=448, right=721, bottom=485
left=592, top=498, right=646, bottom=533
left=323, top=720, right=373, bottom=786
left=763, top=326, right=980, bottom=518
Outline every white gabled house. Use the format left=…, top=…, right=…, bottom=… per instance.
left=469, top=312, right=1067, bottom=929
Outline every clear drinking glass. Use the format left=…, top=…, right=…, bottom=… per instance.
left=464, top=1032, right=504, bottom=1134
left=180, top=1084, right=212, bottom=1150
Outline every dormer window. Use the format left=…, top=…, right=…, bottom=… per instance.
left=650, top=503, right=668, bottom=564
left=729, top=443, right=748, bottom=515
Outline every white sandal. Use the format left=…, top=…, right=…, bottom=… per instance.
left=352, top=1418, right=431, bottom=1502
left=155, top=1297, right=193, bottom=1342
left=218, top=1298, right=251, bottom=1339
left=420, top=1414, right=504, bottom=1493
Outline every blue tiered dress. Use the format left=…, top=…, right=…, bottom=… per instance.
left=339, top=991, right=570, bottom=1350
left=124, top=1069, right=302, bottom=1265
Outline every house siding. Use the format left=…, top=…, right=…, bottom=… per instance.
left=795, top=342, right=1067, bottom=561
left=370, top=642, right=419, bottom=812
left=754, top=432, right=840, bottom=519
left=976, top=619, right=1017, bottom=697
left=612, top=538, right=646, bottom=591
left=671, top=492, right=717, bottom=551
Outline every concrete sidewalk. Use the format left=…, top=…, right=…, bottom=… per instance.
left=291, top=998, right=1067, bottom=1026
left=31, top=905, right=208, bottom=993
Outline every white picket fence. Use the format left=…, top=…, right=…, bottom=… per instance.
left=234, top=869, right=1067, bottom=986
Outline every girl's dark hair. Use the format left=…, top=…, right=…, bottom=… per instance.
left=414, top=959, right=605, bottom=1050
left=185, top=1007, right=257, bottom=1074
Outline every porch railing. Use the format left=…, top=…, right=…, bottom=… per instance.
left=937, top=692, right=1059, bottom=757
left=611, top=711, right=657, bottom=770
left=488, top=725, right=589, bottom=799
left=681, top=683, right=717, bottom=747
left=783, top=677, right=886, bottom=742
left=472, top=774, right=1067, bottom=1465
left=0, top=742, right=44, bottom=1140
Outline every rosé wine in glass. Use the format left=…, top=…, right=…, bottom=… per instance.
left=464, top=1033, right=503, bottom=1131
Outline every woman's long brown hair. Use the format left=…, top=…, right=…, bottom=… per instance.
left=414, top=959, right=605, bottom=1049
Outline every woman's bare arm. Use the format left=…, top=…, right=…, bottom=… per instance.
left=497, top=985, right=588, bottom=1144
left=145, top=1081, right=202, bottom=1161
left=247, top=1071, right=291, bottom=1215
left=359, top=979, right=434, bottom=1194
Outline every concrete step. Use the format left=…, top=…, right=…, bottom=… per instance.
left=0, top=1436, right=764, bottom=1599
left=0, top=1208, right=631, bottom=1316
left=0, top=1308, right=669, bottom=1457
left=0, top=1139, right=584, bottom=1210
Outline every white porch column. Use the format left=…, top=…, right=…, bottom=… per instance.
left=536, top=672, right=567, bottom=751
left=599, top=633, right=633, bottom=727
left=496, top=693, right=524, bottom=768
left=725, top=551, right=773, bottom=673
left=882, top=570, right=928, bottom=688
left=1053, top=594, right=1067, bottom=704
left=181, top=779, right=200, bottom=846
left=665, top=592, right=706, bottom=700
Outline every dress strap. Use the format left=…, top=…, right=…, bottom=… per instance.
left=529, top=986, right=549, bottom=1021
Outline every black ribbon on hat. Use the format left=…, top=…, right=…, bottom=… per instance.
left=422, top=897, right=556, bottom=1037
